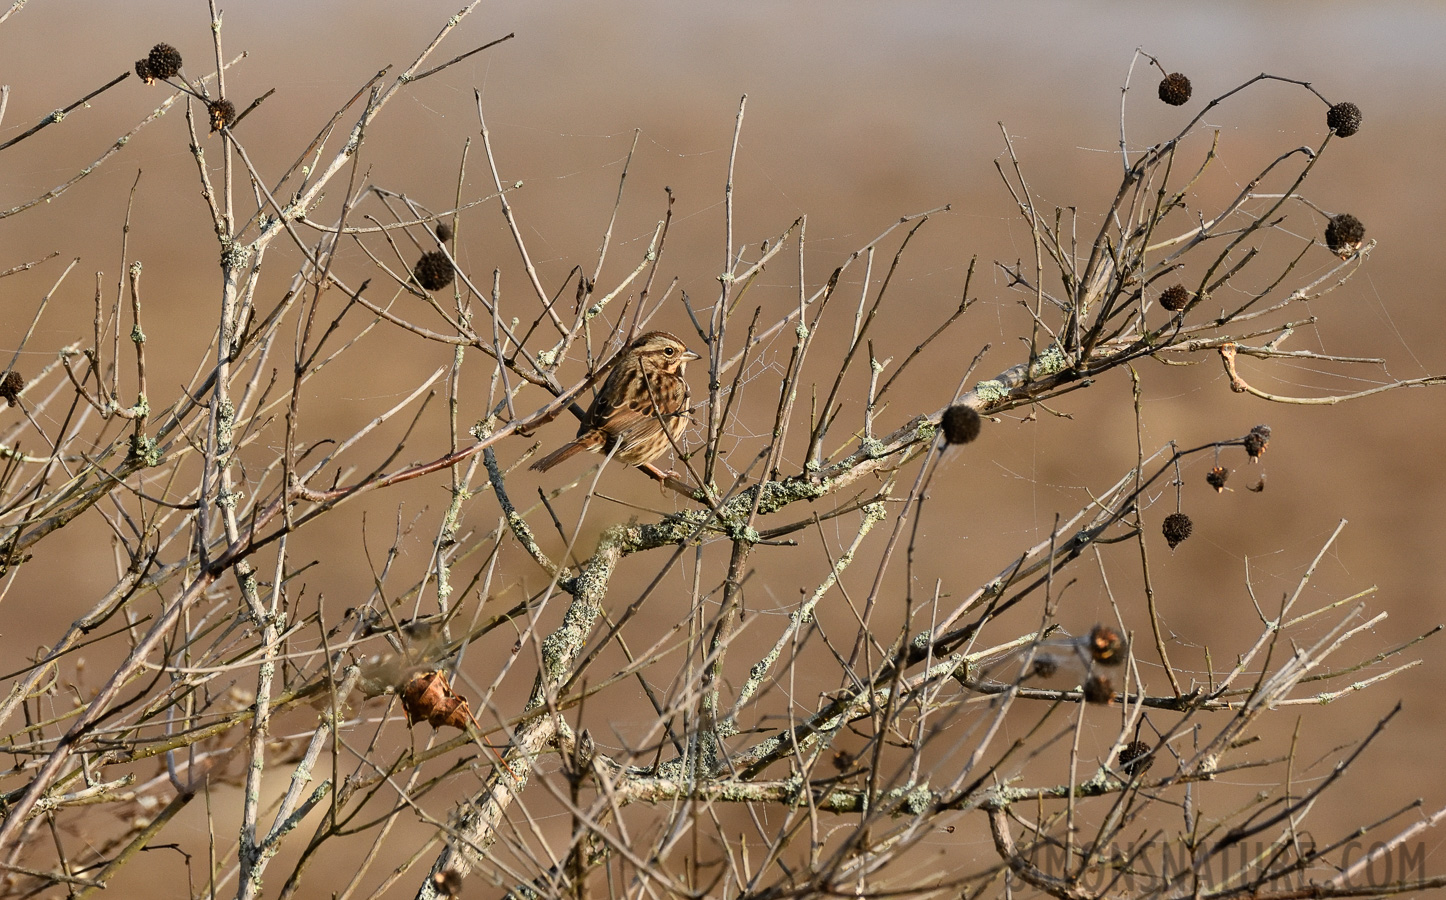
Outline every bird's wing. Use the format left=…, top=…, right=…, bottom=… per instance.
left=585, top=367, right=665, bottom=445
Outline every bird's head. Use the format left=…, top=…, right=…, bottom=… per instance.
left=630, top=331, right=701, bottom=374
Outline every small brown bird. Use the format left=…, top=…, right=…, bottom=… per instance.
left=531, top=331, right=701, bottom=476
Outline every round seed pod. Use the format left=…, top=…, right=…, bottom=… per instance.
left=413, top=250, right=456, bottom=292
left=1162, top=512, right=1193, bottom=549
left=0, top=370, right=24, bottom=406
left=1326, top=102, right=1362, bottom=137
left=1244, top=424, right=1271, bottom=461
left=435, top=222, right=453, bottom=242
left=941, top=404, right=982, bottom=445
left=1088, top=625, right=1127, bottom=667
left=147, top=43, right=183, bottom=79
left=1324, top=213, right=1365, bottom=258
left=1083, top=674, right=1115, bottom=705
left=208, top=99, right=237, bottom=133
left=1160, top=284, right=1190, bottom=312
left=1118, top=740, right=1154, bottom=777
left=134, top=59, right=155, bottom=85
left=1158, top=73, right=1192, bottom=106
left=1206, top=466, right=1229, bottom=492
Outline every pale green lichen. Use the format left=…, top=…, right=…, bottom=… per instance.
left=729, top=525, right=762, bottom=544
left=973, top=379, right=1009, bottom=404
left=781, top=772, right=805, bottom=804
left=628, top=477, right=832, bottom=552
left=215, top=399, right=235, bottom=455
left=1028, top=344, right=1070, bottom=379
left=219, top=241, right=251, bottom=271
left=530, top=530, right=622, bottom=700
left=899, top=782, right=934, bottom=816
left=861, top=438, right=885, bottom=459
left=128, top=433, right=161, bottom=467
left=506, top=510, right=539, bottom=552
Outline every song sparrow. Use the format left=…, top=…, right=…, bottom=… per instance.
left=531, top=331, right=701, bottom=475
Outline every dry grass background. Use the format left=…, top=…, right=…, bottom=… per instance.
left=1, top=0, right=1443, bottom=894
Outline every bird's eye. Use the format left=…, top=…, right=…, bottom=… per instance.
left=664, top=347, right=675, bottom=356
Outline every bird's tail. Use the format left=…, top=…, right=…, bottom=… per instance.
left=530, top=439, right=590, bottom=473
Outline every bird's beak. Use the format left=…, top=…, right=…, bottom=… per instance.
left=683, top=348, right=702, bottom=362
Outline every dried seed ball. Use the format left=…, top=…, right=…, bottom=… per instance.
left=1088, top=624, right=1127, bottom=667
left=941, top=404, right=982, bottom=445
left=1160, top=284, right=1190, bottom=312
left=0, top=370, right=23, bottom=406
left=1162, top=512, right=1193, bottom=549
left=413, top=250, right=455, bottom=292
left=435, top=222, right=453, bottom=242
left=134, top=58, right=155, bottom=85
left=1118, top=740, right=1154, bottom=777
left=1158, top=72, right=1192, bottom=106
left=1206, top=466, right=1229, bottom=492
left=1244, top=424, right=1271, bottom=461
left=147, top=43, right=183, bottom=79
left=1326, top=102, right=1362, bottom=138
left=1083, top=674, right=1115, bottom=705
left=1324, top=213, right=1366, bottom=258
left=208, top=98, right=236, bottom=133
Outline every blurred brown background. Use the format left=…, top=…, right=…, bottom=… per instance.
left=1, top=0, right=1443, bottom=894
